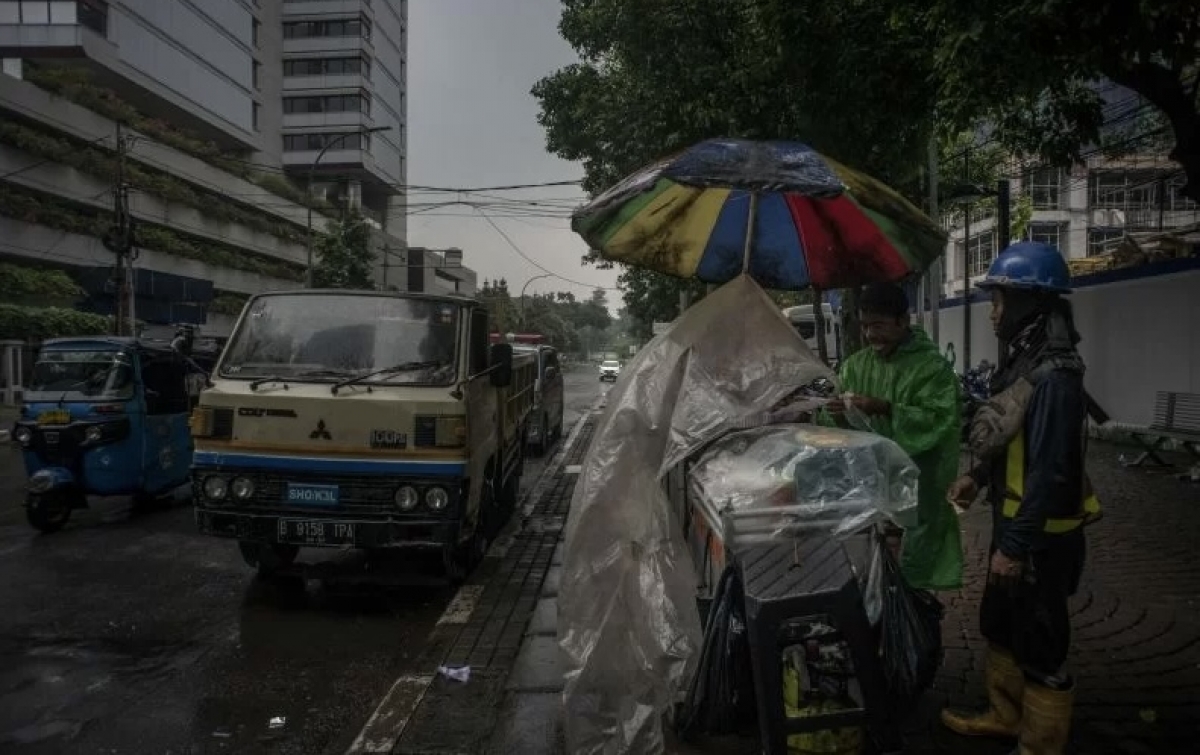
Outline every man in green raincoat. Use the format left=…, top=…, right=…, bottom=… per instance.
left=826, top=283, right=963, bottom=591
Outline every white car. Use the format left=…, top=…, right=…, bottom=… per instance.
left=599, top=360, right=621, bottom=382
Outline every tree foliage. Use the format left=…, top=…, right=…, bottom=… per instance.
left=534, top=0, right=941, bottom=335
left=477, top=280, right=616, bottom=353
left=312, top=212, right=375, bottom=289
left=896, top=0, right=1200, bottom=197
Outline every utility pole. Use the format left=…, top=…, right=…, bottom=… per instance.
left=103, top=123, right=136, bottom=337
left=927, top=135, right=940, bottom=345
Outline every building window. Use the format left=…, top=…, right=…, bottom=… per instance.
left=1025, top=167, right=1062, bottom=210
left=252, top=102, right=260, bottom=131
left=283, top=131, right=370, bottom=152
left=964, top=230, right=997, bottom=278
left=283, top=92, right=371, bottom=115
left=3, top=1, right=106, bottom=31
left=1090, top=170, right=1159, bottom=210
left=252, top=61, right=261, bottom=90
left=282, top=55, right=369, bottom=77
left=1166, top=174, right=1197, bottom=213
left=1027, top=221, right=1067, bottom=255
left=283, top=15, right=371, bottom=40
left=251, top=18, right=260, bottom=47
left=1087, top=228, right=1124, bottom=257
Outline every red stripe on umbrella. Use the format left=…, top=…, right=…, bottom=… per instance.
left=785, top=194, right=911, bottom=290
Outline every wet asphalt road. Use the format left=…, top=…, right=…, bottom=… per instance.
left=0, top=367, right=602, bottom=755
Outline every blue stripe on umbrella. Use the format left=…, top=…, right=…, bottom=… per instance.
left=694, top=190, right=750, bottom=283
left=694, top=191, right=812, bottom=288
left=748, top=193, right=810, bottom=290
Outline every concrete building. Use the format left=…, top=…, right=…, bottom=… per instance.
left=0, top=0, right=447, bottom=336
left=940, top=157, right=1200, bottom=298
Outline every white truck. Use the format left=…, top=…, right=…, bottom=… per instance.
left=190, top=290, right=536, bottom=582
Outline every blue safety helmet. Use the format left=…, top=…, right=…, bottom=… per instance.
left=977, top=241, right=1072, bottom=294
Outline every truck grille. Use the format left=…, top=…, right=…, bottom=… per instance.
left=193, top=469, right=460, bottom=516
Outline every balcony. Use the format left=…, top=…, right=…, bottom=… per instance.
left=0, top=0, right=115, bottom=60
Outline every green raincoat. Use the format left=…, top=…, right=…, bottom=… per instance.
left=829, top=327, right=963, bottom=590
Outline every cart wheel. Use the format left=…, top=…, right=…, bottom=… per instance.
left=26, top=494, right=72, bottom=533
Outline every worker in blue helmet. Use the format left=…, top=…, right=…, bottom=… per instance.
left=942, top=242, right=1100, bottom=755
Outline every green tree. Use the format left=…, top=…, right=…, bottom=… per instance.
left=898, top=0, right=1200, bottom=198
left=312, top=211, right=375, bottom=289
left=534, top=0, right=941, bottom=335
left=478, top=279, right=518, bottom=334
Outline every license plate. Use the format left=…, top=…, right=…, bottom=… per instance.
left=277, top=519, right=356, bottom=546
left=285, top=483, right=340, bottom=506
left=42, top=431, right=60, bottom=445
left=37, top=410, right=70, bottom=425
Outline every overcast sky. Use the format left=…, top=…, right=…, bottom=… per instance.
left=406, top=0, right=621, bottom=306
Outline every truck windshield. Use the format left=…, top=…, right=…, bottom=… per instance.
left=26, top=350, right=135, bottom=401
left=219, top=294, right=461, bottom=386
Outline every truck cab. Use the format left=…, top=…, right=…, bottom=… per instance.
left=190, top=290, right=535, bottom=581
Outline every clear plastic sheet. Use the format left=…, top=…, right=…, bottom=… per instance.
left=559, top=276, right=836, bottom=755
left=686, top=425, right=919, bottom=552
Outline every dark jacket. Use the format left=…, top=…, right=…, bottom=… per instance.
left=969, top=367, right=1087, bottom=559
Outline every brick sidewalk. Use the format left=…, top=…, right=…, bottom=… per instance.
left=476, top=436, right=1200, bottom=754
left=909, top=443, right=1200, bottom=755
left=388, top=414, right=596, bottom=754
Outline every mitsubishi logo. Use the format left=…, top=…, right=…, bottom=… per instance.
left=309, top=419, right=332, bottom=440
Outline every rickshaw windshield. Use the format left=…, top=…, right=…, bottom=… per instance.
left=220, top=294, right=461, bottom=386
left=26, top=350, right=136, bottom=401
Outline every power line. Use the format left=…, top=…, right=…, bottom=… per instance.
left=473, top=207, right=620, bottom=292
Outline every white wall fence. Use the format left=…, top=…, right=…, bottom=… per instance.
left=921, top=257, right=1200, bottom=426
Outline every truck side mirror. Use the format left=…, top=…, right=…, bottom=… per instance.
left=489, top=343, right=513, bottom=388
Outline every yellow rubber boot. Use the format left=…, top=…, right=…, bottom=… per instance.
left=941, top=646, right=1024, bottom=739
left=1016, top=682, right=1074, bottom=755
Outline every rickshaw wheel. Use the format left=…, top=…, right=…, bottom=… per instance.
left=26, top=495, right=72, bottom=534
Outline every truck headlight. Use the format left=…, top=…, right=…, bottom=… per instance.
left=230, top=477, right=255, bottom=500
left=203, top=476, right=229, bottom=501
left=425, top=486, right=450, bottom=511
left=394, top=485, right=419, bottom=511
left=13, top=426, right=32, bottom=446
left=84, top=425, right=104, bottom=444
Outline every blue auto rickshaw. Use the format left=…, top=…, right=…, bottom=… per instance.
left=9, top=337, right=202, bottom=532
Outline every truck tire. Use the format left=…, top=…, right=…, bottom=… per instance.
left=444, top=485, right=493, bottom=584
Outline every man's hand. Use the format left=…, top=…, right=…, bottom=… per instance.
left=830, top=394, right=891, bottom=417
left=988, top=550, right=1024, bottom=588
left=947, top=475, right=979, bottom=509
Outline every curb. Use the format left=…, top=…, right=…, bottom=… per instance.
left=345, top=401, right=601, bottom=755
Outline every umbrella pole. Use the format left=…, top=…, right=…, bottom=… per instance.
left=813, top=289, right=830, bottom=365
left=741, top=191, right=759, bottom=276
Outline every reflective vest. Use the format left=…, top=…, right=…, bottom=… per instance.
left=1003, top=433, right=1101, bottom=533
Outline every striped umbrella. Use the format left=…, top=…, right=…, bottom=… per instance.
left=571, top=138, right=946, bottom=292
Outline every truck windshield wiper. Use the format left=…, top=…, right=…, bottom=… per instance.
left=331, top=361, right=444, bottom=395
left=249, top=375, right=288, bottom=391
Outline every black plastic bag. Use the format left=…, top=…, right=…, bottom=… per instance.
left=874, top=537, right=944, bottom=706
left=676, top=566, right=758, bottom=739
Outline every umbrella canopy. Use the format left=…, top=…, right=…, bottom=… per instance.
left=572, top=139, right=947, bottom=291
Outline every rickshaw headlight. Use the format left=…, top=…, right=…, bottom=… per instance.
left=203, top=476, right=229, bottom=501
left=230, top=477, right=255, bottom=500
left=425, top=486, right=450, bottom=512
left=13, top=426, right=33, bottom=446
left=394, top=485, right=419, bottom=511
left=83, top=425, right=104, bottom=444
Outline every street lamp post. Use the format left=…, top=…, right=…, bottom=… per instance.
left=519, top=273, right=554, bottom=328
left=305, top=125, right=392, bottom=288
left=943, top=179, right=1010, bottom=371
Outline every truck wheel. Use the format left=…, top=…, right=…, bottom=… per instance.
left=444, top=497, right=491, bottom=585
left=239, top=541, right=299, bottom=578
left=535, top=414, right=550, bottom=456
left=26, top=494, right=72, bottom=534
